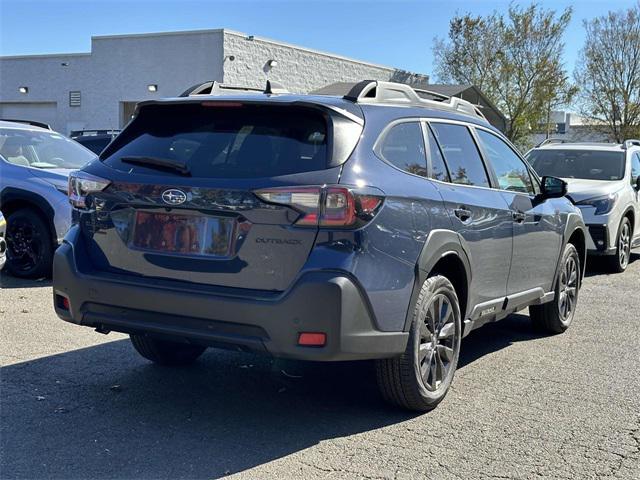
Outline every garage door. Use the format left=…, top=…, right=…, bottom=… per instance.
left=0, top=102, right=58, bottom=130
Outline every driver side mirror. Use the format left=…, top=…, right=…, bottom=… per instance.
left=635, top=176, right=640, bottom=191
left=541, top=176, right=568, bottom=198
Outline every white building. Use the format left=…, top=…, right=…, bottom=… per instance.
left=0, top=29, right=429, bottom=134
left=532, top=110, right=612, bottom=145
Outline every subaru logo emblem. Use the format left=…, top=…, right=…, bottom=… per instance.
left=162, top=189, right=187, bottom=205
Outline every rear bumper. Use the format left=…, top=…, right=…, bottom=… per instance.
left=52, top=233, right=408, bottom=362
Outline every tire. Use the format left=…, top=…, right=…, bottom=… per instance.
left=5, top=208, right=53, bottom=279
left=530, top=243, right=580, bottom=334
left=376, top=275, right=462, bottom=412
left=607, top=217, right=632, bottom=273
left=130, top=334, right=206, bottom=366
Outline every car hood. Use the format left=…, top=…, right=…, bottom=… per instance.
left=28, top=168, right=73, bottom=192
left=562, top=178, right=624, bottom=203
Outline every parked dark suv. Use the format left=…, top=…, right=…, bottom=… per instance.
left=53, top=80, right=587, bottom=411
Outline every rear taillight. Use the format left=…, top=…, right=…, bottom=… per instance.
left=254, top=186, right=383, bottom=228
left=68, top=171, right=111, bottom=208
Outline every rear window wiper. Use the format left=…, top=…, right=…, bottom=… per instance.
left=120, top=156, right=191, bottom=176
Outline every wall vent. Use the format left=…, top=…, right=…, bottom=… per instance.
left=69, top=91, right=81, bottom=107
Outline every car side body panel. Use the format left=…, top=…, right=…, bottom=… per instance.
left=500, top=191, right=565, bottom=294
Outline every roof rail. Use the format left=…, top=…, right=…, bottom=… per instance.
left=343, top=80, right=487, bottom=121
left=623, top=139, right=640, bottom=150
left=537, top=138, right=567, bottom=147
left=1, top=119, right=52, bottom=130
left=179, top=80, right=288, bottom=97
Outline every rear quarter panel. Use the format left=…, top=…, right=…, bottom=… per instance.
left=309, top=114, right=454, bottom=332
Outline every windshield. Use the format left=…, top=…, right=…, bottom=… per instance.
left=0, top=128, right=96, bottom=169
left=528, top=149, right=625, bottom=181
left=102, top=103, right=329, bottom=178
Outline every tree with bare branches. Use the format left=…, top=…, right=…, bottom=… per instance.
left=433, top=3, right=575, bottom=147
left=574, top=3, right=640, bottom=142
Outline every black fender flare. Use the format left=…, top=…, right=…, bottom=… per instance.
left=403, top=229, right=472, bottom=332
left=0, top=187, right=58, bottom=244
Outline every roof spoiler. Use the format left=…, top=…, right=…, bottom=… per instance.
left=623, top=139, right=640, bottom=150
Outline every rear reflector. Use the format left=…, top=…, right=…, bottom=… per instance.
left=56, top=294, right=70, bottom=311
left=298, top=332, right=327, bottom=347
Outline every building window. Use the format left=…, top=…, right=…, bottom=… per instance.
left=69, top=91, right=81, bottom=107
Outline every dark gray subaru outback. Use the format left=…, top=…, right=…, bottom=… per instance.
left=53, top=80, right=587, bottom=411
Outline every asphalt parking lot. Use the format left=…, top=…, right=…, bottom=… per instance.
left=1, top=255, right=639, bottom=480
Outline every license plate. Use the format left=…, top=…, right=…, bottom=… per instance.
left=130, top=211, right=233, bottom=257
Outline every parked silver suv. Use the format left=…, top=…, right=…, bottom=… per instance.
left=0, top=120, right=96, bottom=277
left=528, top=140, right=640, bottom=272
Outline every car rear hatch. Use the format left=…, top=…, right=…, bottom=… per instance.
left=73, top=99, right=363, bottom=292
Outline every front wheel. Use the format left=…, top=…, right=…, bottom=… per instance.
left=530, top=243, right=580, bottom=334
left=376, top=275, right=462, bottom=412
left=130, top=335, right=206, bottom=366
left=5, top=208, right=53, bottom=278
left=607, top=217, right=632, bottom=273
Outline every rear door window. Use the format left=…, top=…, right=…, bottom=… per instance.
left=377, top=122, right=427, bottom=177
left=430, top=123, right=490, bottom=187
left=102, top=103, right=329, bottom=178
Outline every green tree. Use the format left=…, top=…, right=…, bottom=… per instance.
left=433, top=3, right=575, bottom=147
left=574, top=2, right=640, bottom=142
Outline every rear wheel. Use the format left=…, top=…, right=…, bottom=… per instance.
left=607, top=217, right=632, bottom=273
left=5, top=208, right=53, bottom=279
left=530, top=243, right=580, bottom=334
left=130, top=335, right=206, bottom=366
left=376, top=275, right=462, bottom=412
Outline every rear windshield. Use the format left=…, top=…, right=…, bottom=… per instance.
left=102, top=103, right=328, bottom=178
left=528, top=149, right=625, bottom=181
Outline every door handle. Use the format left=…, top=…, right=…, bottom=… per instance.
left=512, top=210, right=526, bottom=223
left=454, top=207, right=472, bottom=222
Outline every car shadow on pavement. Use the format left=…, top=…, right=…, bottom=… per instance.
left=0, top=313, right=548, bottom=480
left=0, top=273, right=52, bottom=289
left=584, top=251, right=639, bottom=277
left=0, top=340, right=411, bottom=479
left=458, top=313, right=546, bottom=368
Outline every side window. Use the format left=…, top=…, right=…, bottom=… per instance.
left=476, top=129, right=535, bottom=195
left=425, top=125, right=450, bottom=182
left=631, top=153, right=640, bottom=185
left=378, top=122, right=427, bottom=177
left=430, top=123, right=490, bottom=187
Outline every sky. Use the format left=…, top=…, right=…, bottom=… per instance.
left=0, top=0, right=637, bottom=81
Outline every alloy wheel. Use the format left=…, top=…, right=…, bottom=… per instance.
left=619, top=222, right=631, bottom=270
left=558, top=254, right=578, bottom=322
left=418, top=293, right=458, bottom=391
left=6, top=218, right=44, bottom=274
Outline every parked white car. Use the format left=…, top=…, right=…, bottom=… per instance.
left=527, top=139, right=640, bottom=272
